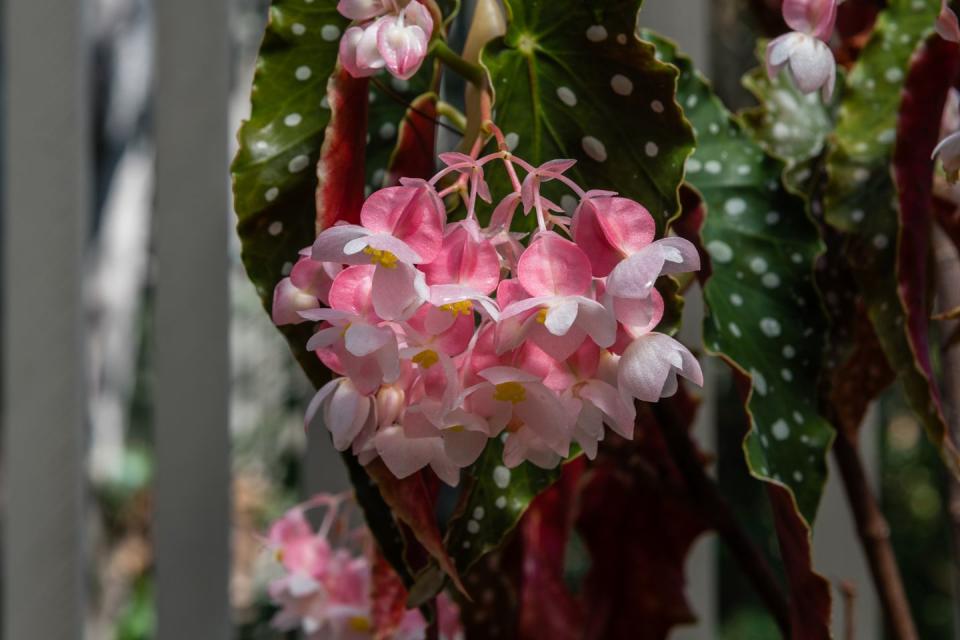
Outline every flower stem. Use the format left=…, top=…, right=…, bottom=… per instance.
left=431, top=39, right=485, bottom=87
left=436, top=100, right=467, bottom=133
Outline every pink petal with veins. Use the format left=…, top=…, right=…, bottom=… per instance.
left=518, top=233, right=592, bottom=297
left=360, top=185, right=444, bottom=262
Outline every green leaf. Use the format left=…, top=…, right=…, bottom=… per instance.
left=480, top=0, right=694, bottom=233
left=740, top=44, right=840, bottom=194
left=823, top=0, right=953, bottom=461
left=444, top=439, right=562, bottom=572
left=648, top=33, right=832, bottom=523
left=233, top=1, right=348, bottom=222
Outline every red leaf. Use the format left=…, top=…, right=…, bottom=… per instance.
left=576, top=398, right=709, bottom=640
left=767, top=485, right=832, bottom=640
left=386, top=93, right=440, bottom=186
left=518, top=459, right=585, bottom=640
left=894, top=36, right=960, bottom=469
left=315, top=67, right=369, bottom=233
left=366, top=460, right=467, bottom=596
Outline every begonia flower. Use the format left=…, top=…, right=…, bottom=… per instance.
left=618, top=332, right=703, bottom=403
left=338, top=0, right=433, bottom=80
left=765, top=0, right=838, bottom=99
left=497, top=233, right=616, bottom=361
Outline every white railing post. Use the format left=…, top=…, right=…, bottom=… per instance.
left=153, top=0, right=232, bottom=636
left=2, top=1, right=90, bottom=637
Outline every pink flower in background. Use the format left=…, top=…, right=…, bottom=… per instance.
left=938, top=0, right=960, bottom=42
left=339, top=0, right=434, bottom=80
left=765, top=0, right=838, bottom=99
left=264, top=496, right=464, bottom=639
left=274, top=124, right=704, bottom=483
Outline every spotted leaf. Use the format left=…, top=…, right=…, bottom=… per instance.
left=650, top=33, right=832, bottom=523
left=823, top=0, right=960, bottom=470
left=480, top=0, right=694, bottom=233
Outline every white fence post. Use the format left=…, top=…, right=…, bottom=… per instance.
left=2, top=1, right=90, bottom=638
left=153, top=0, right=231, bottom=636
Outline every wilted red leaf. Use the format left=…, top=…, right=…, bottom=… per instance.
left=315, top=67, right=369, bottom=233
left=366, top=460, right=467, bottom=596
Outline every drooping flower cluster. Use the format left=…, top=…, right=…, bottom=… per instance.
left=766, top=0, right=838, bottom=99
left=338, top=0, right=434, bottom=80
left=265, top=494, right=463, bottom=639
left=273, top=127, right=703, bottom=485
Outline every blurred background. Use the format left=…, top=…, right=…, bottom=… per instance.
left=0, top=0, right=954, bottom=638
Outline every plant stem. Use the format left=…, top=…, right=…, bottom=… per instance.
left=650, top=400, right=791, bottom=635
left=436, top=100, right=467, bottom=133
left=831, top=424, right=919, bottom=640
left=430, top=39, right=485, bottom=87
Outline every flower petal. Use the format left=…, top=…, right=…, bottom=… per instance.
left=517, top=233, right=592, bottom=297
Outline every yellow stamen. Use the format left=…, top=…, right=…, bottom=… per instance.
left=440, top=300, right=474, bottom=317
left=535, top=308, right=548, bottom=324
left=412, top=349, right=439, bottom=369
left=448, top=425, right=465, bottom=433
left=348, top=616, right=372, bottom=632
left=274, top=549, right=284, bottom=563
left=363, top=246, right=399, bottom=269
left=493, top=381, right=526, bottom=404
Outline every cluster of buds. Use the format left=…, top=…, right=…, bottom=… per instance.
left=338, top=0, right=434, bottom=80
left=273, top=127, right=702, bottom=485
left=766, top=0, right=838, bottom=99
left=265, top=494, right=463, bottom=639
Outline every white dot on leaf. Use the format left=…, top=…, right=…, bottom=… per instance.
left=706, top=240, right=733, bottom=263
left=284, top=113, right=302, bottom=127
left=645, top=141, right=659, bottom=157
left=586, top=25, right=608, bottom=42
left=611, top=74, right=634, bottom=96
left=725, top=198, right=746, bottom=216
left=268, top=220, right=283, bottom=236
left=581, top=136, right=607, bottom=162
left=772, top=419, right=790, bottom=440
left=493, top=466, right=510, bottom=488
left=760, top=317, right=781, bottom=337
left=556, top=86, right=577, bottom=107
left=295, top=66, right=312, bottom=81
left=651, top=100, right=664, bottom=113
left=291, top=23, right=306, bottom=36
left=265, top=187, right=279, bottom=202
left=288, top=155, right=310, bottom=173
left=321, top=24, right=340, bottom=41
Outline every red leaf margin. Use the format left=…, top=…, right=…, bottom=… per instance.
left=893, top=35, right=960, bottom=473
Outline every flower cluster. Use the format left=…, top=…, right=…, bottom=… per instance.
left=338, top=0, right=434, bottom=80
left=273, top=127, right=703, bottom=485
left=766, top=0, right=838, bottom=99
left=265, top=494, right=463, bottom=639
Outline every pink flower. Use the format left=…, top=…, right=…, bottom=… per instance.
left=271, top=249, right=342, bottom=326
left=312, top=182, right=443, bottom=320
left=497, top=233, right=616, bottom=361
left=938, top=0, right=960, bottom=42
left=302, top=266, right=401, bottom=394
left=468, top=366, right=574, bottom=468
left=420, top=219, right=502, bottom=320
left=337, top=0, right=386, bottom=21
left=765, top=0, right=838, bottom=99
left=339, top=1, right=434, bottom=80
left=305, top=376, right=377, bottom=452
left=572, top=196, right=699, bottom=300
left=618, top=332, right=703, bottom=403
